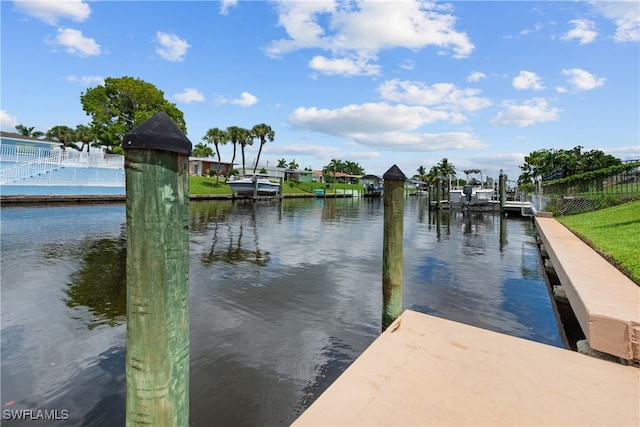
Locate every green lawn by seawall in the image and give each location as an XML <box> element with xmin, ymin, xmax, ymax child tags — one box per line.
<box><xmin>557</xmin><ymin>200</ymin><xmax>640</xmax><ymax>285</ymax></box>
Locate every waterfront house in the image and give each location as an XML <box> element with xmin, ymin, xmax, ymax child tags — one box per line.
<box><xmin>189</xmin><ymin>157</ymin><xmax>235</xmax><ymax>177</ymax></box>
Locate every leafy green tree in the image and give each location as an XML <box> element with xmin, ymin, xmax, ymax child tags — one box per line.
<box><xmin>251</xmin><ymin>123</ymin><xmax>275</xmax><ymax>173</ymax></box>
<box><xmin>202</xmin><ymin>127</ymin><xmax>229</xmax><ymax>182</ymax></box>
<box><xmin>343</xmin><ymin>160</ymin><xmax>364</xmax><ymax>175</ymax></box>
<box><xmin>288</xmin><ymin>159</ymin><xmax>299</xmax><ymax>170</ymax></box>
<box><xmin>74</xmin><ymin>124</ymin><xmax>95</xmax><ymax>153</ymax></box>
<box><xmin>46</xmin><ymin>125</ymin><xmax>77</xmax><ymax>150</ymax></box>
<box><xmin>15</xmin><ymin>124</ymin><xmax>44</xmax><ymax>138</ymax></box>
<box><xmin>80</xmin><ymin>76</ymin><xmax>186</xmax><ymax>153</ymax></box>
<box><xmin>518</xmin><ymin>147</ymin><xmax>620</xmax><ymax>186</ymax></box>
<box><xmin>277</xmin><ymin>158</ymin><xmax>287</xmax><ymax>168</ymax></box>
<box><xmin>414</xmin><ymin>165</ymin><xmax>427</xmax><ymax>181</ymax></box>
<box><xmin>192</xmin><ymin>142</ymin><xmax>214</xmax><ymax>158</ymax></box>
<box><xmin>437</xmin><ymin>158</ymin><xmax>456</xmax><ymax>179</ymax></box>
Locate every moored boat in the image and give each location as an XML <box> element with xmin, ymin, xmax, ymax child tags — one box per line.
<box><xmin>227</xmin><ymin>174</ymin><xmax>281</xmax><ymax>196</ymax></box>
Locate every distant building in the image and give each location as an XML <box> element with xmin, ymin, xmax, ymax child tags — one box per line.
<box><xmin>0</xmin><ymin>131</ymin><xmax>62</xmax><ymax>162</ymax></box>
<box><xmin>189</xmin><ymin>158</ymin><xmax>235</xmax><ymax>177</ymax></box>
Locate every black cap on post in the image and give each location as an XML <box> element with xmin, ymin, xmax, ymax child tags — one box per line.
<box><xmin>383</xmin><ymin>164</ymin><xmax>406</xmax><ymax>182</ymax></box>
<box><xmin>122</xmin><ymin>112</ymin><xmax>192</xmax><ymax>155</ymax></box>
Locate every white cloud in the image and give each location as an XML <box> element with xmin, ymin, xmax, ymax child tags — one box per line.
<box><xmin>1</xmin><ymin>110</ymin><xmax>19</xmax><ymax>131</ymax></box>
<box><xmin>289</xmin><ymin>103</ymin><xmax>450</xmax><ymax>136</ymax></box>
<box><xmin>400</xmin><ymin>59</ymin><xmax>415</xmax><ymax>70</ymax></box>
<box><xmin>467</xmin><ymin>71</ymin><xmax>486</xmax><ymax>83</ymax></box>
<box><xmin>490</xmin><ymin>98</ymin><xmax>561</xmax><ymax>127</ymax></box>
<box><xmin>512</xmin><ymin>71</ymin><xmax>545</xmax><ymax>90</ymax></box>
<box><xmin>264</xmin><ymin>143</ymin><xmax>341</xmax><ymax>158</ymax></box>
<box><xmin>219</xmin><ymin>0</ymin><xmax>238</xmax><ymax>15</ymax></box>
<box><xmin>14</xmin><ymin>0</ymin><xmax>91</xmax><ymax>25</ymax></box>
<box><xmin>155</xmin><ymin>32</ymin><xmax>190</xmax><ymax>62</ymax></box>
<box><xmin>217</xmin><ymin>92</ymin><xmax>258</xmax><ymax>107</ymax></box>
<box><xmin>267</xmin><ymin>0</ymin><xmax>474</xmax><ymax>74</ymax></box>
<box><xmin>352</xmin><ymin>131</ymin><xmax>487</xmax><ymax>152</ymax></box>
<box><xmin>520</xmin><ymin>23</ymin><xmax>543</xmax><ymax>36</ymax></box>
<box><xmin>378</xmin><ymin>79</ymin><xmax>492</xmax><ymax>112</ymax></box>
<box><xmin>309</xmin><ymin>55</ymin><xmax>381</xmax><ymax>76</ymax></box>
<box><xmin>174</xmin><ymin>88</ymin><xmax>205</xmax><ymax>103</ymax></box>
<box><xmin>602</xmin><ymin>145</ymin><xmax>640</xmax><ymax>161</ymax></box>
<box><xmin>48</xmin><ymin>28</ymin><xmax>101</xmax><ymax>57</ymax></box>
<box><xmin>561</xmin><ymin>19</ymin><xmax>598</xmax><ymax>45</ymax></box>
<box><xmin>591</xmin><ymin>1</ymin><xmax>640</xmax><ymax>42</ymax></box>
<box><xmin>66</xmin><ymin>75</ymin><xmax>104</xmax><ymax>86</ymax></box>
<box><xmin>562</xmin><ymin>68</ymin><xmax>606</xmax><ymax>91</ymax></box>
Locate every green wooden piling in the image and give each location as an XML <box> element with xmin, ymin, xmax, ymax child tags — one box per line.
<box><xmin>382</xmin><ymin>165</ymin><xmax>406</xmax><ymax>331</ymax></box>
<box><xmin>499</xmin><ymin>170</ymin><xmax>506</xmax><ymax>215</ymax></box>
<box><xmin>123</xmin><ymin>112</ymin><xmax>191</xmax><ymax>427</ymax></box>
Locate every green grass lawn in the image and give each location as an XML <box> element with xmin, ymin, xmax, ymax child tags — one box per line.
<box><xmin>557</xmin><ymin>200</ymin><xmax>640</xmax><ymax>284</ymax></box>
<box><xmin>189</xmin><ymin>176</ymin><xmax>232</xmax><ymax>195</ymax></box>
<box><xmin>188</xmin><ymin>177</ymin><xmax>337</xmax><ymax>195</ymax></box>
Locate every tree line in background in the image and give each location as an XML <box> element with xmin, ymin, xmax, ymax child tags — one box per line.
<box><xmin>414</xmin><ymin>158</ymin><xmax>457</xmax><ymax>185</ymax></box>
<box><xmin>517</xmin><ymin>146</ymin><xmax>621</xmax><ymax>191</ymax></box>
<box><xmin>11</xmin><ymin>77</ymin><xmax>624</xmax><ymax>186</ymax></box>
<box><xmin>322</xmin><ymin>159</ymin><xmax>365</xmax><ymax>182</ymax></box>
<box><xmin>201</xmin><ymin>124</ymin><xmax>275</xmax><ymax>179</ymax></box>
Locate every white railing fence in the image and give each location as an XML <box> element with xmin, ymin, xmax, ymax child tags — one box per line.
<box><xmin>1</xmin><ymin>146</ymin><xmax>125</xmax><ymax>186</ymax></box>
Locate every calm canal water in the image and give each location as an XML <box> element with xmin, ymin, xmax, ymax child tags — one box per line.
<box><xmin>1</xmin><ymin>197</ymin><xmax>563</xmax><ymax>426</ymax></box>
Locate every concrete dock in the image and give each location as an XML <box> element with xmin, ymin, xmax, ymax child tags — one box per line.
<box><xmin>294</xmin><ymin>216</ymin><xmax>640</xmax><ymax>426</ymax></box>
<box><xmin>294</xmin><ymin>310</ymin><xmax>639</xmax><ymax>426</ymax></box>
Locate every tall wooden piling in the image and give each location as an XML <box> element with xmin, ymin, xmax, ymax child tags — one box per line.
<box><xmin>123</xmin><ymin>112</ymin><xmax>191</xmax><ymax>427</ymax></box>
<box><xmin>435</xmin><ymin>177</ymin><xmax>441</xmax><ymax>210</ymax></box>
<box><xmin>382</xmin><ymin>165</ymin><xmax>406</xmax><ymax>331</ymax></box>
<box><xmin>499</xmin><ymin>170</ymin><xmax>506</xmax><ymax>215</ymax></box>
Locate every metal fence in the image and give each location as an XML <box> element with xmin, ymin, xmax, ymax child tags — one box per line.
<box><xmin>541</xmin><ymin>160</ymin><xmax>640</xmax><ymax>215</ymax></box>
<box><xmin>0</xmin><ymin>147</ymin><xmax>124</xmax><ymax>186</ymax></box>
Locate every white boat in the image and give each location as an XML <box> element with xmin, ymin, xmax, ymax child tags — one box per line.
<box><xmin>227</xmin><ymin>174</ymin><xmax>281</xmax><ymax>196</ymax></box>
<box><xmin>450</xmin><ymin>186</ymin><xmax>495</xmax><ymax>206</ymax></box>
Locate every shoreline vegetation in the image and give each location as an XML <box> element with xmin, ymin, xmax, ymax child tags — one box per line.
<box><xmin>189</xmin><ymin>176</ymin><xmax>639</xmax><ymax>285</ymax></box>
<box><xmin>188</xmin><ymin>176</ymin><xmax>365</xmax><ymax>196</ymax></box>
<box><xmin>557</xmin><ymin>200</ymin><xmax>640</xmax><ymax>286</ymax></box>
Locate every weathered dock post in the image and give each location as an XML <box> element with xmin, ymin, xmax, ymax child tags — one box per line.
<box><xmin>499</xmin><ymin>169</ymin><xmax>506</xmax><ymax>215</ymax></box>
<box><xmin>435</xmin><ymin>177</ymin><xmax>442</xmax><ymax>210</ymax></box>
<box><xmin>123</xmin><ymin>112</ymin><xmax>191</xmax><ymax>427</ymax></box>
<box><xmin>382</xmin><ymin>165</ymin><xmax>406</xmax><ymax>331</ymax></box>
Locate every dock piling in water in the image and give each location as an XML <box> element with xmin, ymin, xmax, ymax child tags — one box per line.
<box><xmin>382</xmin><ymin>165</ymin><xmax>406</xmax><ymax>331</ymax></box>
<box><xmin>123</xmin><ymin>112</ymin><xmax>191</xmax><ymax>426</ymax></box>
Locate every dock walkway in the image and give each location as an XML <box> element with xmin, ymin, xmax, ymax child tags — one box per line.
<box><xmin>294</xmin><ymin>216</ymin><xmax>640</xmax><ymax>426</ymax></box>
<box><xmin>535</xmin><ymin>216</ymin><xmax>640</xmax><ymax>361</ymax></box>
<box><xmin>293</xmin><ymin>310</ymin><xmax>639</xmax><ymax>426</ymax></box>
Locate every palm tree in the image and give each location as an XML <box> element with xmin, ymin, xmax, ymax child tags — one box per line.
<box><xmin>416</xmin><ymin>165</ymin><xmax>427</xmax><ymax>181</ymax></box>
<box><xmin>237</xmin><ymin>127</ymin><xmax>252</xmax><ymax>175</ymax></box>
<box><xmin>46</xmin><ymin>125</ymin><xmax>77</xmax><ymax>151</ymax></box>
<box><xmin>192</xmin><ymin>142</ymin><xmax>214</xmax><ymax>158</ymax></box>
<box><xmin>250</xmin><ymin>123</ymin><xmax>275</xmax><ymax>173</ymax></box>
<box><xmin>203</xmin><ymin>128</ymin><xmax>228</xmax><ymax>182</ymax></box>
<box><xmin>277</xmin><ymin>158</ymin><xmax>287</xmax><ymax>168</ymax></box>
<box><xmin>437</xmin><ymin>158</ymin><xmax>456</xmax><ymax>178</ymax></box>
<box><xmin>226</xmin><ymin>126</ymin><xmax>242</xmax><ymax>177</ymax></box>
<box><xmin>74</xmin><ymin>124</ymin><xmax>94</xmax><ymax>153</ymax></box>
<box><xmin>15</xmin><ymin>124</ymin><xmax>44</xmax><ymax>138</ymax></box>
<box><xmin>288</xmin><ymin>159</ymin><xmax>299</xmax><ymax>170</ymax></box>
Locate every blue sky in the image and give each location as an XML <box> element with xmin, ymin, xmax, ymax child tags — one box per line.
<box><xmin>2</xmin><ymin>0</ymin><xmax>639</xmax><ymax>179</ymax></box>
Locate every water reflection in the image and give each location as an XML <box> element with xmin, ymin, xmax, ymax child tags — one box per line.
<box><xmin>64</xmin><ymin>228</ymin><xmax>127</xmax><ymax>329</ymax></box>
<box><xmin>201</xmin><ymin>203</ymin><xmax>271</xmax><ymax>267</ymax></box>
<box><xmin>1</xmin><ymin>199</ymin><xmax>561</xmax><ymax>426</ymax></box>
